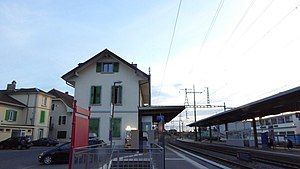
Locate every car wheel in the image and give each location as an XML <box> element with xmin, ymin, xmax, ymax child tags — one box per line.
<box><xmin>43</xmin><ymin>156</ymin><xmax>52</xmax><ymax>165</ymax></box>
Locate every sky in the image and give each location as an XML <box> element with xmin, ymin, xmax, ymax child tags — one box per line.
<box><xmin>1</xmin><ymin>0</ymin><xmax>300</xmax><ymax>130</ymax></box>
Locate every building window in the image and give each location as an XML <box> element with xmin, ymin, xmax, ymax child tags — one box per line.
<box><xmin>111</xmin><ymin>86</ymin><xmax>122</xmax><ymax>105</ymax></box>
<box><xmin>89</xmin><ymin>118</ymin><xmax>100</xmax><ymax>137</ymax></box>
<box><xmin>287</xmin><ymin>131</ymin><xmax>295</xmax><ymax>135</ymax></box>
<box><xmin>5</xmin><ymin>110</ymin><xmax>17</xmax><ymax>122</ymax></box>
<box><xmin>40</xmin><ymin>111</ymin><xmax>45</xmax><ymax>123</ymax></box>
<box><xmin>96</xmin><ymin>62</ymin><xmax>119</xmax><ymax>73</ymax></box>
<box><xmin>0</xmin><ymin>128</ymin><xmax>3</xmax><ymax>132</ymax></box>
<box><xmin>51</xmin><ymin>104</ymin><xmax>55</xmax><ymax>110</ymax></box>
<box><xmin>112</xmin><ymin>118</ymin><xmax>121</xmax><ymax>138</ymax></box>
<box><xmin>42</xmin><ymin>96</ymin><xmax>47</xmax><ymax>106</ymax></box>
<box><xmin>271</xmin><ymin>118</ymin><xmax>277</xmax><ymax>125</ymax></box>
<box><xmin>277</xmin><ymin>116</ymin><xmax>285</xmax><ymax>124</ymax></box>
<box><xmin>90</xmin><ymin>86</ymin><xmax>101</xmax><ymax>104</ymax></box>
<box><xmin>58</xmin><ymin>116</ymin><xmax>66</xmax><ymax>125</ymax></box>
<box><xmin>57</xmin><ymin>131</ymin><xmax>67</xmax><ymax>139</ymax></box>
<box><xmin>285</xmin><ymin>115</ymin><xmax>293</xmax><ymax>123</ymax></box>
<box><xmin>265</xmin><ymin>119</ymin><xmax>271</xmax><ymax>125</ymax></box>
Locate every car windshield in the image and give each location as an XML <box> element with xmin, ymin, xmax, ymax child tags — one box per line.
<box><xmin>59</xmin><ymin>143</ymin><xmax>71</xmax><ymax>150</ymax></box>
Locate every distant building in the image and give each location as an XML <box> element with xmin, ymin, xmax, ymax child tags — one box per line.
<box><xmin>0</xmin><ymin>81</ymin><xmax>54</xmax><ymax>141</ymax></box>
<box><xmin>48</xmin><ymin>89</ymin><xmax>74</xmax><ymax>142</ymax></box>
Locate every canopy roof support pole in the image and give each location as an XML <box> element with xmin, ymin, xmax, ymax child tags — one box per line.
<box><xmin>209</xmin><ymin>126</ymin><xmax>212</xmax><ymax>143</ymax></box>
<box><xmin>198</xmin><ymin>127</ymin><xmax>202</xmax><ymax>141</ymax></box>
<box><xmin>225</xmin><ymin>123</ymin><xmax>228</xmax><ymax>140</ymax></box>
<box><xmin>252</xmin><ymin>118</ymin><xmax>258</xmax><ymax>148</ymax></box>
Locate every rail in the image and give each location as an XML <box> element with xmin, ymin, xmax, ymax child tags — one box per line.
<box><xmin>170</xmin><ymin>139</ymin><xmax>300</xmax><ymax>169</ymax></box>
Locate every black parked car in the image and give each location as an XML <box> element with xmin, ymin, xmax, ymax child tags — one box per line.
<box><xmin>0</xmin><ymin>136</ymin><xmax>32</xmax><ymax>150</ymax></box>
<box><xmin>38</xmin><ymin>142</ymin><xmax>70</xmax><ymax>165</ymax></box>
<box><xmin>32</xmin><ymin>138</ymin><xmax>59</xmax><ymax>146</ymax></box>
<box><xmin>38</xmin><ymin>140</ymin><xmax>106</xmax><ymax>164</ymax></box>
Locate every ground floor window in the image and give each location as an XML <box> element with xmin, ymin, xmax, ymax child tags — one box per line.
<box><xmin>112</xmin><ymin>118</ymin><xmax>121</xmax><ymax>138</ymax></box>
<box><xmin>89</xmin><ymin>118</ymin><xmax>100</xmax><ymax>137</ymax></box>
<box><xmin>57</xmin><ymin>131</ymin><xmax>67</xmax><ymax>139</ymax></box>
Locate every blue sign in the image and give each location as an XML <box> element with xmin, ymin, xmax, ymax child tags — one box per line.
<box><xmin>156</xmin><ymin>115</ymin><xmax>164</xmax><ymax>122</ymax></box>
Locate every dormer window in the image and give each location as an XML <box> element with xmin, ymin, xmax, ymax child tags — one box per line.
<box><xmin>96</xmin><ymin>62</ymin><xmax>119</xmax><ymax>73</ymax></box>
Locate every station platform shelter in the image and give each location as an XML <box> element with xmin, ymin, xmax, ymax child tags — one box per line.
<box><xmin>187</xmin><ymin>86</ymin><xmax>300</xmax><ymax>148</ymax></box>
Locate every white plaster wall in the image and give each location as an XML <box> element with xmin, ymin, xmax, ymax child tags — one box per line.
<box><xmin>74</xmin><ymin>58</ymin><xmax>146</xmax><ymax>111</ymax></box>
<box><xmin>91</xmin><ymin>111</ymin><xmax>138</xmax><ymax>144</ymax></box>
<box><xmin>49</xmin><ymin>100</ymin><xmax>72</xmax><ymax>141</ymax></box>
<box><xmin>72</xmin><ymin>56</ymin><xmax>147</xmax><ymax>145</ymax></box>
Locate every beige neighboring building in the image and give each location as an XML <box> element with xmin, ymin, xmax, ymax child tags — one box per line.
<box><xmin>0</xmin><ymin>81</ymin><xmax>54</xmax><ymax>141</ymax></box>
<box><xmin>48</xmin><ymin>89</ymin><xmax>73</xmax><ymax>142</ymax></box>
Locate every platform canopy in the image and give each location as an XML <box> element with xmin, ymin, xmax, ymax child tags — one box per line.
<box><xmin>188</xmin><ymin>86</ymin><xmax>300</xmax><ymax>127</ymax></box>
<box><xmin>139</xmin><ymin>106</ymin><xmax>185</xmax><ymax>123</ymax></box>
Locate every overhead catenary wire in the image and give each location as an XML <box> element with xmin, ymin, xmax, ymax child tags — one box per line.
<box><xmin>189</xmin><ymin>0</ymin><xmax>225</xmax><ymax>75</ymax></box>
<box><xmin>156</xmin><ymin>0</ymin><xmax>182</xmax><ymax>102</ymax></box>
<box><xmin>215</xmin><ymin>0</ymin><xmax>256</xmax><ymax>57</ymax></box>
<box><xmin>242</xmin><ymin>3</ymin><xmax>300</xmax><ymax>56</ymax></box>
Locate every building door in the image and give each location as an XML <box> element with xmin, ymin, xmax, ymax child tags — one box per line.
<box><xmin>38</xmin><ymin>129</ymin><xmax>44</xmax><ymax>139</ymax></box>
<box><xmin>11</xmin><ymin>130</ymin><xmax>21</xmax><ymax>137</ymax></box>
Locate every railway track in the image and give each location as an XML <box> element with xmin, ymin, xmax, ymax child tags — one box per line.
<box><xmin>168</xmin><ymin>143</ymin><xmax>252</xmax><ymax>169</ymax></box>
<box><xmin>169</xmin><ymin>140</ymin><xmax>300</xmax><ymax>169</ymax></box>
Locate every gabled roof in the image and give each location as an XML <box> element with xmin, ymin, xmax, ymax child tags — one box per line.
<box><xmin>0</xmin><ymin>92</ymin><xmax>27</xmax><ymax>108</ymax></box>
<box><xmin>0</xmin><ymin>88</ymin><xmax>54</xmax><ymax>97</ymax></box>
<box><xmin>62</xmin><ymin>49</ymin><xmax>150</xmax><ymax>87</ymax></box>
<box><xmin>48</xmin><ymin>89</ymin><xmax>74</xmax><ymax>108</ymax></box>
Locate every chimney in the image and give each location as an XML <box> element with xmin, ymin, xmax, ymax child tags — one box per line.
<box><xmin>132</xmin><ymin>63</ymin><xmax>137</xmax><ymax>68</ymax></box>
<box><xmin>7</xmin><ymin>81</ymin><xmax>16</xmax><ymax>91</ymax></box>
<box><xmin>65</xmin><ymin>91</ymin><xmax>69</xmax><ymax>95</ymax></box>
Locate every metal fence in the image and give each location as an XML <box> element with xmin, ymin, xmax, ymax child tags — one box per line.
<box><xmin>72</xmin><ymin>143</ymin><xmax>164</xmax><ymax>169</ymax></box>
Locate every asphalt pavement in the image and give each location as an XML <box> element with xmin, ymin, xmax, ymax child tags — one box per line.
<box><xmin>0</xmin><ymin>146</ymin><xmax>67</xmax><ymax>169</ymax></box>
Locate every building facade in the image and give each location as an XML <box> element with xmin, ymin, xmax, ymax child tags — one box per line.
<box><xmin>62</xmin><ymin>49</ymin><xmax>150</xmax><ymax>145</ymax></box>
<box><xmin>0</xmin><ymin>81</ymin><xmax>53</xmax><ymax>141</ymax></box>
<box><xmin>48</xmin><ymin>89</ymin><xmax>73</xmax><ymax>142</ymax></box>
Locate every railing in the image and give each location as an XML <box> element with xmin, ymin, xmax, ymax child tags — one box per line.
<box><xmin>72</xmin><ymin>143</ymin><xmax>164</xmax><ymax>169</ymax></box>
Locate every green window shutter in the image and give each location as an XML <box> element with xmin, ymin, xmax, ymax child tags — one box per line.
<box><xmin>89</xmin><ymin>118</ymin><xmax>100</xmax><ymax>136</ymax></box>
<box><xmin>13</xmin><ymin>111</ymin><xmax>17</xmax><ymax>121</ymax></box>
<box><xmin>112</xmin><ymin>118</ymin><xmax>121</xmax><ymax>138</ymax></box>
<box><xmin>95</xmin><ymin>86</ymin><xmax>101</xmax><ymax>104</ymax></box>
<box><xmin>90</xmin><ymin>86</ymin><xmax>95</xmax><ymax>104</ymax></box>
<box><xmin>96</xmin><ymin>62</ymin><xmax>102</xmax><ymax>72</ymax></box>
<box><xmin>40</xmin><ymin>111</ymin><xmax>45</xmax><ymax>123</ymax></box>
<box><xmin>113</xmin><ymin>62</ymin><xmax>119</xmax><ymax>72</ymax></box>
<box><xmin>5</xmin><ymin>110</ymin><xmax>9</xmax><ymax>121</ymax></box>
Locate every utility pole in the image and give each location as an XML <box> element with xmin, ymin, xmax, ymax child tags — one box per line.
<box><xmin>206</xmin><ymin>87</ymin><xmax>210</xmax><ymax>105</ymax></box>
<box><xmin>185</xmin><ymin>85</ymin><xmax>202</xmax><ymax>141</ymax></box>
<box><xmin>180</xmin><ymin>88</ymin><xmax>192</xmax><ymax>119</ymax></box>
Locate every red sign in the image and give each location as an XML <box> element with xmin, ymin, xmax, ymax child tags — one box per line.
<box><xmin>68</xmin><ymin>100</ymin><xmax>90</xmax><ymax>169</ymax></box>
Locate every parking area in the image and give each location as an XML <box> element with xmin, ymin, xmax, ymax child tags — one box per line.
<box><xmin>0</xmin><ymin>146</ymin><xmax>67</xmax><ymax>169</ymax></box>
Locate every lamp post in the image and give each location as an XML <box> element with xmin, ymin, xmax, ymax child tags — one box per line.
<box><xmin>110</xmin><ymin>81</ymin><xmax>122</xmax><ymax>147</ymax></box>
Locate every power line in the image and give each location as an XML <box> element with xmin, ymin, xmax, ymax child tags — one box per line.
<box><xmin>156</xmin><ymin>0</ymin><xmax>182</xmax><ymax>101</ymax></box>
<box><xmin>216</xmin><ymin>0</ymin><xmax>256</xmax><ymax>57</ymax></box>
<box><xmin>242</xmin><ymin>3</ymin><xmax>300</xmax><ymax>56</ymax></box>
<box><xmin>237</xmin><ymin>0</ymin><xmax>275</xmax><ymax>43</ymax></box>
<box><xmin>189</xmin><ymin>0</ymin><xmax>224</xmax><ymax>74</ymax></box>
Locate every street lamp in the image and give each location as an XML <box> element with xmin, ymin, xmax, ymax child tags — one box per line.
<box><xmin>110</xmin><ymin>81</ymin><xmax>122</xmax><ymax>147</ymax></box>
